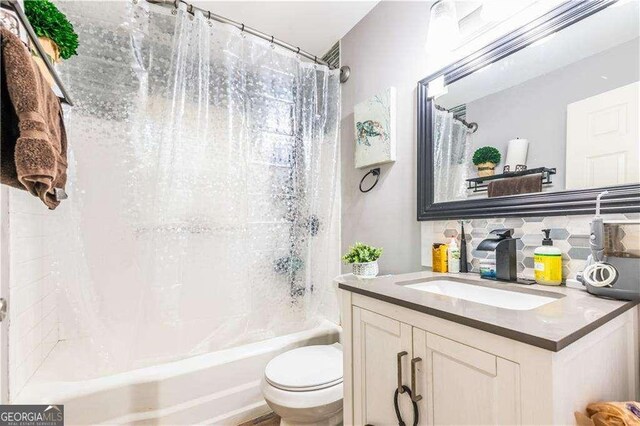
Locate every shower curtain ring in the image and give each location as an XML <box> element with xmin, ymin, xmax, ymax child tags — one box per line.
<box><xmin>296</xmin><ymin>47</ymin><xmax>301</xmax><ymax>55</ymax></box>
<box><xmin>188</xmin><ymin>3</ymin><xmax>193</xmax><ymax>14</ymax></box>
<box><xmin>270</xmin><ymin>35</ymin><xmax>274</xmax><ymax>44</ymax></box>
<box><xmin>240</xmin><ymin>23</ymin><xmax>245</xmax><ymax>32</ymax></box>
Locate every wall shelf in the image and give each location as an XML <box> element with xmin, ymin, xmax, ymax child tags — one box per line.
<box><xmin>466</xmin><ymin>167</ymin><xmax>556</xmax><ymax>193</ymax></box>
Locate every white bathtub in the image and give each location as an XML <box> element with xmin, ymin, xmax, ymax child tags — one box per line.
<box><xmin>16</xmin><ymin>321</ymin><xmax>341</xmax><ymax>425</ymax></box>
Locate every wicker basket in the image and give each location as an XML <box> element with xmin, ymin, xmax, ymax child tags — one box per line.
<box><xmin>477</xmin><ymin>162</ymin><xmax>496</xmax><ymax>177</ymax></box>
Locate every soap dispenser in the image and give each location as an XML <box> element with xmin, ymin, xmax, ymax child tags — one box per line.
<box><xmin>448</xmin><ymin>237</ymin><xmax>460</xmax><ymax>273</ymax></box>
<box><xmin>534</xmin><ymin>229</ymin><xmax>562</xmax><ymax>285</ymax></box>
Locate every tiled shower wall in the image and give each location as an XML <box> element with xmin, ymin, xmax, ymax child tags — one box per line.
<box><xmin>421</xmin><ymin>213</ymin><xmax>640</xmax><ymax>280</ymax></box>
<box><xmin>6</xmin><ymin>188</ymin><xmax>62</xmax><ymax>398</ymax></box>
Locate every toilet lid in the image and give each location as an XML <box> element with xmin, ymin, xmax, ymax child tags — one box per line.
<box><xmin>265</xmin><ymin>345</ymin><xmax>343</xmax><ymax>391</ymax></box>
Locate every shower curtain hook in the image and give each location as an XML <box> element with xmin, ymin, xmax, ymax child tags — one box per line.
<box><xmin>188</xmin><ymin>3</ymin><xmax>193</xmax><ymax>14</ymax></box>
<box><xmin>240</xmin><ymin>23</ymin><xmax>245</xmax><ymax>32</ymax></box>
<box><xmin>296</xmin><ymin>47</ymin><xmax>301</xmax><ymax>55</ymax></box>
<box><xmin>172</xmin><ymin>0</ymin><xmax>178</xmax><ymax>14</ymax></box>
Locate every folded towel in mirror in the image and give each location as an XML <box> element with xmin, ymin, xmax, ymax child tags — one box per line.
<box><xmin>487</xmin><ymin>173</ymin><xmax>542</xmax><ymax>198</ymax></box>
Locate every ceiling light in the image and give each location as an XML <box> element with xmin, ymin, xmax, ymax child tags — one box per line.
<box><xmin>425</xmin><ymin>0</ymin><xmax>461</xmax><ymax>59</ymax></box>
<box><xmin>481</xmin><ymin>0</ymin><xmax>519</xmax><ymax>22</ymax></box>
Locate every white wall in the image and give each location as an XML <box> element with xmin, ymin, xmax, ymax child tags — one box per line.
<box><xmin>340</xmin><ymin>1</ymin><xmax>431</xmax><ymax>274</ymax></box>
<box><xmin>6</xmin><ymin>188</ymin><xmax>60</xmax><ymax>398</ymax></box>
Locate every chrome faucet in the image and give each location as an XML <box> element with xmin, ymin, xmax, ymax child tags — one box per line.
<box><xmin>477</xmin><ymin>229</ymin><xmax>517</xmax><ymax>282</ymax></box>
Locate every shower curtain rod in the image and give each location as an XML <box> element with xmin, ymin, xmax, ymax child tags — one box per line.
<box><xmin>145</xmin><ymin>0</ymin><xmax>335</xmax><ymax>70</ymax></box>
<box><xmin>434</xmin><ymin>104</ymin><xmax>478</xmax><ymax>133</ymax></box>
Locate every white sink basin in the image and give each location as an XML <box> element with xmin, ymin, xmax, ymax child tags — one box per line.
<box><xmin>403</xmin><ymin>279</ymin><xmax>558</xmax><ymax>310</ymax></box>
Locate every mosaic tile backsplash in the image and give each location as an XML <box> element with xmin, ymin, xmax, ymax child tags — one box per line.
<box><xmin>425</xmin><ymin>213</ymin><xmax>640</xmax><ymax>281</ymax></box>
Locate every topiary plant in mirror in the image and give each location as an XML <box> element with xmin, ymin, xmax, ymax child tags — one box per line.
<box><xmin>473</xmin><ymin>146</ymin><xmax>501</xmax><ymax>177</ymax></box>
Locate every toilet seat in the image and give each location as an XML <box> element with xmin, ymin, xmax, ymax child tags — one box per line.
<box><xmin>261</xmin><ymin>344</ymin><xmax>344</xmax><ymax>425</ymax></box>
<box><xmin>265</xmin><ymin>344</ymin><xmax>343</xmax><ymax>392</ymax></box>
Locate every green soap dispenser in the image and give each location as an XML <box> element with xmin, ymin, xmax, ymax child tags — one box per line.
<box><xmin>534</xmin><ymin>229</ymin><xmax>562</xmax><ymax>285</ymax></box>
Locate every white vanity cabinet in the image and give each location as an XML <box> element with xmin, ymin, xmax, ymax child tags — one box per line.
<box><xmin>341</xmin><ymin>290</ymin><xmax>639</xmax><ymax>426</ymax></box>
<box><xmin>352</xmin><ymin>307</ymin><xmax>412</xmax><ymax>425</ymax></box>
<box><xmin>413</xmin><ymin>330</ymin><xmax>520</xmax><ymax>426</ymax></box>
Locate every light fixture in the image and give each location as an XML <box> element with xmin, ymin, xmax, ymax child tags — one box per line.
<box><xmin>481</xmin><ymin>0</ymin><xmax>520</xmax><ymax>22</ymax></box>
<box><xmin>425</xmin><ymin>0</ymin><xmax>461</xmax><ymax>60</ymax></box>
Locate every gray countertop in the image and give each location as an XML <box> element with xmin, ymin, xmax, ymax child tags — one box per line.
<box><xmin>337</xmin><ymin>271</ymin><xmax>638</xmax><ymax>352</ymax></box>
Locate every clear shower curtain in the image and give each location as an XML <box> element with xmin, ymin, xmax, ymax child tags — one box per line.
<box><xmin>433</xmin><ymin>107</ymin><xmax>472</xmax><ymax>203</ymax></box>
<box><xmin>54</xmin><ymin>2</ymin><xmax>340</xmax><ymax>373</ymax></box>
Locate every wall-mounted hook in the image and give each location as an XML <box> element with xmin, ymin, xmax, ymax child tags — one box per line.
<box><xmin>340</xmin><ymin>65</ymin><xmax>351</xmax><ymax>83</ymax></box>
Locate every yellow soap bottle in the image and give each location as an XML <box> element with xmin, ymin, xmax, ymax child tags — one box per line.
<box><xmin>534</xmin><ymin>229</ymin><xmax>563</xmax><ymax>285</ymax></box>
<box><xmin>432</xmin><ymin>243</ymin><xmax>448</xmax><ymax>273</ymax></box>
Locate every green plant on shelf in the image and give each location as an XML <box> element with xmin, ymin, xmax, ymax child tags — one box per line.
<box><xmin>472</xmin><ymin>146</ymin><xmax>501</xmax><ymax>165</ymax></box>
<box><xmin>342</xmin><ymin>242</ymin><xmax>383</xmax><ymax>264</ymax></box>
<box><xmin>25</xmin><ymin>0</ymin><xmax>79</xmax><ymax>60</ymax></box>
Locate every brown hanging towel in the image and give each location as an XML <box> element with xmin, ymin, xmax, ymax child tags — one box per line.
<box><xmin>1</xmin><ymin>27</ymin><xmax>68</xmax><ymax>209</ymax></box>
<box><xmin>487</xmin><ymin>173</ymin><xmax>543</xmax><ymax>198</ymax></box>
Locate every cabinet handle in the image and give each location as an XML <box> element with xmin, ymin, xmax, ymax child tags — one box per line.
<box><xmin>397</xmin><ymin>351</ymin><xmax>408</xmax><ymax>393</ymax></box>
<box><xmin>411</xmin><ymin>357</ymin><xmax>423</xmax><ymax>402</ymax></box>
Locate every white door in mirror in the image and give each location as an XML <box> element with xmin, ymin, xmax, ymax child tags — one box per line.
<box><xmin>566</xmin><ymin>81</ymin><xmax>639</xmax><ymax>189</ymax></box>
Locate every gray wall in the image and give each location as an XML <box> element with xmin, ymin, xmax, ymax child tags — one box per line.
<box><xmin>467</xmin><ymin>38</ymin><xmax>639</xmax><ymax>191</ymax></box>
<box><xmin>340</xmin><ymin>1</ymin><xmax>431</xmax><ymax>274</ymax></box>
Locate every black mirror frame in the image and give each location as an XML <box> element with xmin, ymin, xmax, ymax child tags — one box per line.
<box><xmin>417</xmin><ymin>0</ymin><xmax>640</xmax><ymax>221</ymax></box>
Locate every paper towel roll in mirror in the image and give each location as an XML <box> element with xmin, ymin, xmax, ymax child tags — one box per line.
<box><xmin>504</xmin><ymin>138</ymin><xmax>529</xmax><ymax>171</ymax></box>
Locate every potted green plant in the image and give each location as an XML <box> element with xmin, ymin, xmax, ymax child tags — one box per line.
<box><xmin>342</xmin><ymin>242</ymin><xmax>383</xmax><ymax>278</ymax></box>
<box><xmin>24</xmin><ymin>0</ymin><xmax>79</xmax><ymax>86</ymax></box>
<box><xmin>472</xmin><ymin>146</ymin><xmax>501</xmax><ymax>177</ymax></box>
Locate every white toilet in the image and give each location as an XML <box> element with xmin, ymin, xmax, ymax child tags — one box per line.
<box><xmin>261</xmin><ymin>343</ymin><xmax>343</xmax><ymax>425</ymax></box>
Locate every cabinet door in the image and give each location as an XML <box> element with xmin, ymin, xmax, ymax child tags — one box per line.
<box><xmin>352</xmin><ymin>307</ymin><xmax>413</xmax><ymax>426</ymax></box>
<box><xmin>413</xmin><ymin>329</ymin><xmax>521</xmax><ymax>425</ymax></box>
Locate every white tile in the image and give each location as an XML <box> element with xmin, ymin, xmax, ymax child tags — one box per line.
<box><xmin>11</xmin><ymin>281</ymin><xmax>43</xmax><ymax>317</ymax></box>
<box><xmin>7</xmin><ymin>200</ymin><xmax>63</xmax><ymax>397</ymax></box>
<box><xmin>10</xmin><ymin>235</ymin><xmax>55</xmax><ymax>265</ymax></box>
<box><xmin>10</xmin><ymin>257</ymin><xmax>50</xmax><ymax>289</ymax></box>
<box><xmin>542</xmin><ymin>216</ymin><xmax>569</xmax><ymax>229</ymax></box>
<box><xmin>567</xmin><ymin>217</ymin><xmax>591</xmax><ymax>236</ymax></box>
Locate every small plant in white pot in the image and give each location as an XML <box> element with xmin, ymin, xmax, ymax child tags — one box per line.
<box><xmin>342</xmin><ymin>242</ymin><xmax>383</xmax><ymax>278</ymax></box>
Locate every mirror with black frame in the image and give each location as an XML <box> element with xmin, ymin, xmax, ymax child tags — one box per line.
<box><xmin>417</xmin><ymin>0</ymin><xmax>640</xmax><ymax>220</ymax></box>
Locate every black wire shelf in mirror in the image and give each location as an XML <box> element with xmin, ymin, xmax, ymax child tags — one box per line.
<box><xmin>466</xmin><ymin>167</ymin><xmax>556</xmax><ymax>193</ymax></box>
